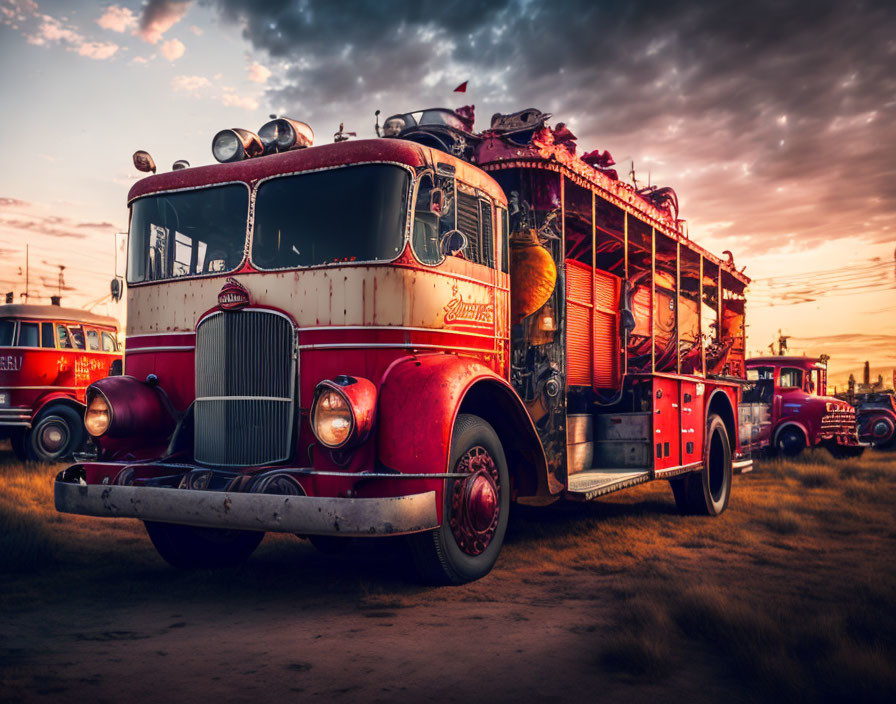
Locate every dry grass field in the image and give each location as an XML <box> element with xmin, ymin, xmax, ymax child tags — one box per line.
<box><xmin>1</xmin><ymin>443</ymin><xmax>895</xmax><ymax>703</ymax></box>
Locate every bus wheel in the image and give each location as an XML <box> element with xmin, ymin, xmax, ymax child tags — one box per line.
<box><xmin>776</xmin><ymin>426</ymin><xmax>806</xmax><ymax>456</ymax></box>
<box><xmin>670</xmin><ymin>413</ymin><xmax>732</xmax><ymax>516</ymax></box>
<box><xmin>408</xmin><ymin>413</ymin><xmax>509</xmax><ymax>585</ymax></box>
<box><xmin>25</xmin><ymin>405</ymin><xmax>85</xmax><ymax>462</ymax></box>
<box><xmin>144</xmin><ymin>522</ymin><xmax>264</xmax><ymax>569</ymax></box>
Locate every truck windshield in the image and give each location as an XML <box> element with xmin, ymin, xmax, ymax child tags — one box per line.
<box><xmin>252</xmin><ymin>164</ymin><xmax>409</xmax><ymax>269</ymax></box>
<box><xmin>127</xmin><ymin>184</ymin><xmax>249</xmax><ymax>283</ymax></box>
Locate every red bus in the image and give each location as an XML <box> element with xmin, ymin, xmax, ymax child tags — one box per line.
<box><xmin>0</xmin><ymin>304</ymin><xmax>122</xmax><ymax>461</ymax></box>
<box><xmin>55</xmin><ymin>109</ymin><xmax>752</xmax><ymax>583</ymax></box>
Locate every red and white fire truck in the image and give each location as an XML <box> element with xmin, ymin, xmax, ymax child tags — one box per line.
<box><xmin>742</xmin><ymin>356</ymin><xmax>863</xmax><ymax>457</ymax></box>
<box><xmin>0</xmin><ymin>304</ymin><xmax>122</xmax><ymax>461</ymax></box>
<box><xmin>55</xmin><ymin>108</ymin><xmax>753</xmax><ymax>583</ymax></box>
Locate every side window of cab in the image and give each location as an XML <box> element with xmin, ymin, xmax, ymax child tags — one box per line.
<box><xmin>101</xmin><ymin>330</ymin><xmax>118</xmax><ymax>352</ymax></box>
<box><xmin>412</xmin><ymin>173</ymin><xmax>441</xmax><ymax>265</ymax></box>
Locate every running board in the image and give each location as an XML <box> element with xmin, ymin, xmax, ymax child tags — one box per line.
<box><xmin>566</xmin><ymin>469</ymin><xmax>650</xmax><ymax>501</ymax></box>
<box><xmin>733</xmin><ymin>458</ymin><xmax>753</xmax><ymax>474</ymax></box>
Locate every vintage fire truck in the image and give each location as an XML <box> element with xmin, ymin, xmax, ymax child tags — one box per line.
<box><xmin>743</xmin><ymin>356</ymin><xmax>863</xmax><ymax>457</ymax></box>
<box><xmin>55</xmin><ymin>107</ymin><xmax>753</xmax><ymax>583</ymax></box>
<box><xmin>0</xmin><ymin>304</ymin><xmax>122</xmax><ymax>461</ymax></box>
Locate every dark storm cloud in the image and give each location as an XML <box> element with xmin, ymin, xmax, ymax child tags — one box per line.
<box><xmin>207</xmin><ymin>0</ymin><xmax>895</xmax><ymax>255</ymax></box>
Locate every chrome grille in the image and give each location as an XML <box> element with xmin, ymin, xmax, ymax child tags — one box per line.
<box><xmin>194</xmin><ymin>310</ymin><xmax>296</xmax><ymax>466</ymax></box>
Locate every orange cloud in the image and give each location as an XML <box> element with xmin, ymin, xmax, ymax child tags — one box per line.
<box><xmin>138</xmin><ymin>0</ymin><xmax>192</xmax><ymax>44</ymax></box>
<box><xmin>160</xmin><ymin>37</ymin><xmax>185</xmax><ymax>61</ymax></box>
<box><xmin>97</xmin><ymin>5</ymin><xmax>137</xmax><ymax>33</ymax></box>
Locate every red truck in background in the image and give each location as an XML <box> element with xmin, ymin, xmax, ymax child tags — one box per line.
<box><xmin>0</xmin><ymin>304</ymin><xmax>122</xmax><ymax>462</ymax></box>
<box><xmin>844</xmin><ymin>392</ymin><xmax>896</xmax><ymax>449</ymax></box>
<box><xmin>742</xmin><ymin>356</ymin><xmax>863</xmax><ymax>458</ymax></box>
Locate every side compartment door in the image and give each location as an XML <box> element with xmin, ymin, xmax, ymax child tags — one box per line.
<box><xmin>653</xmin><ymin>377</ymin><xmax>681</xmax><ymax>472</ymax></box>
<box><xmin>680</xmin><ymin>380</ymin><xmax>706</xmax><ymax>466</ymax></box>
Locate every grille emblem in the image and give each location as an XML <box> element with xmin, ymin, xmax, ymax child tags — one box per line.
<box><xmin>218</xmin><ymin>277</ymin><xmax>250</xmax><ymax>311</ymax></box>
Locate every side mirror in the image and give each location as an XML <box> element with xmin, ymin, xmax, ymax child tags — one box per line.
<box><xmin>110</xmin><ymin>277</ymin><xmax>123</xmax><ymax>302</ymax></box>
<box><xmin>429</xmin><ymin>187</ymin><xmax>445</xmax><ymax>215</ymax></box>
<box><xmin>439</xmin><ymin>229</ymin><xmax>468</xmax><ymax>257</ymax></box>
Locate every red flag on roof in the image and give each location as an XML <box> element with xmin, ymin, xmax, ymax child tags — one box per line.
<box><xmin>453</xmin><ymin>81</ymin><xmax>468</xmax><ymax>93</ymax></box>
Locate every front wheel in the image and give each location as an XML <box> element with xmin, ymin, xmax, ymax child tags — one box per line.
<box><xmin>775</xmin><ymin>426</ymin><xmax>807</xmax><ymax>457</ymax></box>
<box><xmin>25</xmin><ymin>405</ymin><xmax>85</xmax><ymax>462</ymax></box>
<box><xmin>144</xmin><ymin>522</ymin><xmax>264</xmax><ymax>569</ymax></box>
<box><xmin>670</xmin><ymin>413</ymin><xmax>732</xmax><ymax>516</ymax></box>
<box><xmin>408</xmin><ymin>413</ymin><xmax>510</xmax><ymax>585</ymax></box>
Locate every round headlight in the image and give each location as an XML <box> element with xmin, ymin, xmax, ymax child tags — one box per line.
<box><xmin>312</xmin><ymin>388</ymin><xmax>353</xmax><ymax>448</ymax></box>
<box><xmin>84</xmin><ymin>393</ymin><xmax>111</xmax><ymax>437</ymax></box>
<box><xmin>211</xmin><ymin>128</ymin><xmax>264</xmax><ymax>163</ymax></box>
<box><xmin>258</xmin><ymin>117</ymin><xmax>314</xmax><ymax>153</ymax></box>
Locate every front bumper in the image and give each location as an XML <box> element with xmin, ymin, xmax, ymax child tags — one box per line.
<box><xmin>54</xmin><ymin>476</ymin><xmax>439</xmax><ymax>537</ymax></box>
<box><xmin>0</xmin><ymin>408</ymin><xmax>32</xmax><ymax>427</ymax></box>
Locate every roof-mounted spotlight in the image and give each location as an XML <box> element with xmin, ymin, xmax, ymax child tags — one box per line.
<box><xmin>212</xmin><ymin>128</ymin><xmax>264</xmax><ymax>163</ymax></box>
<box><xmin>172</xmin><ymin>159</ymin><xmax>190</xmax><ymax>171</ymax></box>
<box><xmin>133</xmin><ymin>150</ymin><xmax>156</xmax><ymax>174</ymax></box>
<box><xmin>258</xmin><ymin>117</ymin><xmax>314</xmax><ymax>153</ymax></box>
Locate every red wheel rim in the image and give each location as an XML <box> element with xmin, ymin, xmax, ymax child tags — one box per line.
<box><xmin>449</xmin><ymin>445</ymin><xmax>500</xmax><ymax>556</ymax></box>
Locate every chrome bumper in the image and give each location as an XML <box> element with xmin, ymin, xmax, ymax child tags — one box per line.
<box><xmin>54</xmin><ymin>480</ymin><xmax>439</xmax><ymax>537</ymax></box>
<box><xmin>0</xmin><ymin>408</ymin><xmax>31</xmax><ymax>427</ymax></box>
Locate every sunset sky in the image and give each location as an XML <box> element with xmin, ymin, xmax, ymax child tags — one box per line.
<box><xmin>1</xmin><ymin>0</ymin><xmax>893</xmax><ymax>387</ymax></box>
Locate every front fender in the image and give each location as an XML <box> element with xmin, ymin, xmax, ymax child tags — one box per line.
<box><xmin>32</xmin><ymin>392</ymin><xmax>85</xmax><ymax>419</ymax></box>
<box><xmin>377</xmin><ymin>354</ymin><xmax>551</xmax><ymax>499</ymax></box>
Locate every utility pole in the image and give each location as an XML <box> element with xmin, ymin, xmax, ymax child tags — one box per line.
<box><xmin>24</xmin><ymin>244</ymin><xmax>29</xmax><ymax>302</ymax></box>
<box><xmin>57</xmin><ymin>265</ymin><xmax>65</xmax><ymax>298</ymax></box>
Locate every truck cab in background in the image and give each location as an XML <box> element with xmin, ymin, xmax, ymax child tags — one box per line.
<box><xmin>743</xmin><ymin>356</ymin><xmax>862</xmax><ymax>457</ymax></box>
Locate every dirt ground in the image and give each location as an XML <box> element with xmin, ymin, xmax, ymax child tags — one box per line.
<box><xmin>2</xmin><ymin>446</ymin><xmax>895</xmax><ymax>704</ymax></box>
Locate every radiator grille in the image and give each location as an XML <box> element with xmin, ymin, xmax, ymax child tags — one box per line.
<box><xmin>194</xmin><ymin>310</ymin><xmax>296</xmax><ymax>466</ymax></box>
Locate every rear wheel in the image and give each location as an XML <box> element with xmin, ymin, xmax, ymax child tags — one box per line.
<box><xmin>25</xmin><ymin>405</ymin><xmax>85</xmax><ymax>462</ymax></box>
<box><xmin>671</xmin><ymin>413</ymin><xmax>732</xmax><ymax>516</ymax></box>
<box><xmin>408</xmin><ymin>413</ymin><xmax>509</xmax><ymax>585</ymax></box>
<box><xmin>144</xmin><ymin>522</ymin><xmax>264</xmax><ymax>569</ymax></box>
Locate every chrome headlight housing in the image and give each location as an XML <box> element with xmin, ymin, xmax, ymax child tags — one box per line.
<box><xmin>84</xmin><ymin>391</ymin><xmax>111</xmax><ymax>437</ymax></box>
<box><xmin>258</xmin><ymin>117</ymin><xmax>314</xmax><ymax>153</ymax></box>
<box><xmin>311</xmin><ymin>376</ymin><xmax>376</xmax><ymax>450</ymax></box>
<box><xmin>212</xmin><ymin>128</ymin><xmax>264</xmax><ymax>163</ymax></box>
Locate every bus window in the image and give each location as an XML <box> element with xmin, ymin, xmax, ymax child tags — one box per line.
<box><xmin>779</xmin><ymin>368</ymin><xmax>803</xmax><ymax>388</ymax></box>
<box><xmin>41</xmin><ymin>322</ymin><xmax>55</xmax><ymax>348</ymax></box>
<box><xmin>101</xmin><ymin>331</ymin><xmax>117</xmax><ymax>352</ymax></box>
<box><xmin>56</xmin><ymin>324</ymin><xmax>73</xmax><ymax>349</ymax></box>
<box><xmin>85</xmin><ymin>328</ymin><xmax>100</xmax><ymax>351</ymax></box>
<box><xmin>18</xmin><ymin>322</ymin><xmax>39</xmax><ymax>347</ymax></box>
<box><xmin>0</xmin><ymin>320</ymin><xmax>14</xmax><ymax>346</ymax></box>
<box><xmin>68</xmin><ymin>326</ymin><xmax>86</xmax><ymax>350</ymax></box>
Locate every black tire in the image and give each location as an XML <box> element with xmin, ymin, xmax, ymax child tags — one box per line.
<box><xmin>25</xmin><ymin>405</ymin><xmax>85</xmax><ymax>462</ymax></box>
<box><xmin>670</xmin><ymin>413</ymin><xmax>732</xmax><ymax>516</ymax></box>
<box><xmin>308</xmin><ymin>535</ymin><xmax>353</xmax><ymax>554</ymax></box>
<box><xmin>408</xmin><ymin>413</ymin><xmax>510</xmax><ymax>585</ymax></box>
<box><xmin>9</xmin><ymin>429</ymin><xmax>28</xmax><ymax>462</ymax></box>
<box><xmin>144</xmin><ymin>522</ymin><xmax>264</xmax><ymax>569</ymax></box>
<box><xmin>775</xmin><ymin>425</ymin><xmax>806</xmax><ymax>457</ymax></box>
